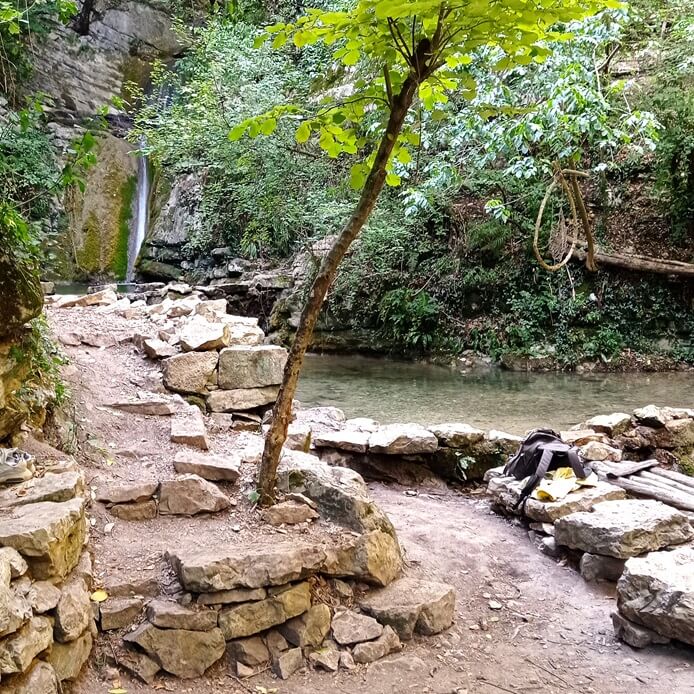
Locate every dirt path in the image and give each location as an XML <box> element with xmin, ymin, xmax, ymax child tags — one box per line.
<box><xmin>47</xmin><ymin>307</ymin><xmax>694</xmax><ymax>694</ymax></box>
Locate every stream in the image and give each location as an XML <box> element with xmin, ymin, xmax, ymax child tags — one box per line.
<box><xmin>296</xmin><ymin>354</ymin><xmax>694</xmax><ymax>434</ymax></box>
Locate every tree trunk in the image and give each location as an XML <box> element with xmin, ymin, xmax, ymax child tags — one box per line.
<box><xmin>573</xmin><ymin>247</ymin><xmax>694</xmax><ymax>277</ymax></box>
<box><xmin>257</xmin><ymin>76</ymin><xmax>418</xmax><ymax>504</ymax></box>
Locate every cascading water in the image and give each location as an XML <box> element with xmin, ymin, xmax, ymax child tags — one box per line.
<box><xmin>126</xmin><ymin>136</ymin><xmax>150</xmax><ymax>282</ymax></box>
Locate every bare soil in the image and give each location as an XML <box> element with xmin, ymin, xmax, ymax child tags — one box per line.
<box><xmin>46</xmin><ymin>306</ymin><xmax>694</xmax><ymax>694</ymax></box>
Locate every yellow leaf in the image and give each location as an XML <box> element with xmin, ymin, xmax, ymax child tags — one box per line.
<box><xmin>109</xmin><ymin>689</ymin><xmax>128</xmax><ymax>694</ymax></box>
<box><xmin>91</xmin><ymin>589</ymin><xmax>109</xmax><ymax>603</ymax></box>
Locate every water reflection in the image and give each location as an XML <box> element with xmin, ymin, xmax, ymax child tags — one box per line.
<box><xmin>297</xmin><ymin>354</ymin><xmax>694</xmax><ymax>434</ymax></box>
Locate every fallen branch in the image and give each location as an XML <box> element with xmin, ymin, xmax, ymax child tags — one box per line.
<box><xmin>607</xmin><ymin>476</ymin><xmax>694</xmax><ymax>512</ymax></box>
<box><xmin>574</xmin><ymin>247</ymin><xmax>694</xmax><ymax>278</ymax></box>
<box><xmin>650</xmin><ymin>467</ymin><xmax>694</xmax><ymax>490</ymax></box>
<box><xmin>604</xmin><ymin>459</ymin><xmax>659</xmax><ymax>478</ymax></box>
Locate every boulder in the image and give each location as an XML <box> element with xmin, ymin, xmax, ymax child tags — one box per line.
<box><xmin>207</xmin><ymin>387</ymin><xmax>280</xmax><ymax>412</ymax></box>
<box><xmin>369</xmin><ymin>424</ymin><xmax>438</xmax><ymax>455</ymax></box>
<box><xmin>579</xmin><ymin>553</ymin><xmax>626</xmax><ymax>583</ymax></box>
<box><xmin>428</xmin><ymin>423</ymin><xmax>485</xmax><ymax>448</ymax></box>
<box><xmin>168</xmin><ymin>543</ymin><xmax>326</xmax><ymax>592</ymax></box>
<box><xmin>218</xmin><ymin>582</ymin><xmax>311</xmax><ymax>640</ymax></box>
<box><xmin>197</xmin><ymin>587</ymin><xmax>267</xmax><ymax>606</ymax></box>
<box><xmin>352</xmin><ymin>625</ymin><xmax>402</xmax><ymax>664</ymax></box>
<box><xmin>124</xmin><ymin>623</ymin><xmax>226</xmax><ymax>678</ymax></box>
<box><xmin>0</xmin><ymin>499</ymin><xmax>86</xmax><ymax>579</ymax></box>
<box><xmin>218</xmin><ymin>346</ymin><xmax>287</xmax><ymax>389</ymax></box>
<box><xmin>261</xmin><ymin>501</ymin><xmax>319</xmax><ymax>527</ymax></box>
<box><xmin>147</xmin><ymin>599</ymin><xmax>218</xmax><ymax>631</ymax></box>
<box><xmin>1</xmin><ymin>660</ymin><xmax>58</xmax><ymax>693</ymax></box>
<box><xmin>276</xmin><ymin>451</ymin><xmax>397</xmax><ymax>538</ymax></box>
<box><xmin>633</xmin><ymin>404</ymin><xmax>668</xmax><ymax>428</ymax></box>
<box><xmin>616</xmin><ymin>544</ymin><xmax>694</xmax><ymax>646</ymax></box>
<box><xmin>162</xmin><ymin>352</ymin><xmax>219</xmax><ymax>395</ymax></box>
<box><xmin>143</xmin><ymin>338</ymin><xmax>177</xmax><ymax>359</ymax></box>
<box><xmin>223</xmin><ymin>320</ymin><xmax>266</xmax><ymax>346</ymax></box>
<box><xmin>45</xmin><ymin>628</ymin><xmax>92</xmax><ymax>681</ymax></box>
<box><xmin>323</xmin><ymin>531</ymin><xmax>402</xmax><ymax>587</ymax></box>
<box><xmin>584</xmin><ymin>413</ymin><xmax>632</xmax><ymax>437</ymax></box>
<box><xmin>110</xmin><ymin>500</ymin><xmax>158</xmax><ymax>521</ymax></box>
<box><xmin>284</xmin><ymin>423</ymin><xmax>312</xmax><ymax>451</ymax></box>
<box><xmin>159</xmin><ymin>475</ymin><xmax>231</xmax><ymax>516</ymax></box>
<box><xmin>100</xmin><ymin>597</ymin><xmax>144</xmax><ymax>630</ymax></box>
<box><xmin>96</xmin><ymin>481</ymin><xmax>159</xmax><ymax>505</ymax></box>
<box><xmin>313</xmin><ymin>430</ymin><xmax>370</xmax><ymax>453</ymax></box>
<box><xmin>55</xmin><ymin>577</ymin><xmax>91</xmax><ymax>643</ymax></box>
<box><xmin>360</xmin><ymin>577</ymin><xmax>456</xmax><ymax>640</ymax></box>
<box><xmin>27</xmin><ymin>582</ymin><xmax>61</xmax><ymax>614</ymax></box>
<box><xmin>180</xmin><ymin>317</ymin><xmax>231</xmax><ymax>352</ymax></box>
<box><xmin>666</xmin><ymin>417</ymin><xmax>694</xmax><ymax>450</ymax></box>
<box><xmin>331</xmin><ymin>610</ymin><xmax>383</xmax><ymax>646</ymax></box>
<box><xmin>228</xmin><ymin>636</ymin><xmax>270</xmax><ymax>666</ymax></box>
<box><xmin>579</xmin><ymin>441</ymin><xmax>622</xmax><ymax>462</ymax></box>
<box><xmin>173</xmin><ymin>451</ymin><xmax>241</xmax><ymax>482</ymax></box>
<box><xmin>272</xmin><ymin>646</ymin><xmax>303</xmax><ymax>679</ymax></box>
<box><xmin>279</xmin><ymin>604</ymin><xmax>331</xmax><ymax>648</ymax></box>
<box><xmin>0</xmin><ymin>472</ymin><xmax>84</xmax><ymax>508</ymax></box>
<box><xmin>611</xmin><ymin>611</ymin><xmax>670</xmax><ymax>649</ymax></box>
<box><xmin>170</xmin><ymin>405</ymin><xmax>209</xmax><ymax>450</ymax></box>
<box><xmin>487</xmin><ymin>476</ymin><xmax>626</xmax><ymax>523</ymax></box>
<box><xmin>555</xmin><ymin>500</ymin><xmax>693</xmax><ymax>558</ymax></box>
<box><xmin>293</xmin><ymin>406</ymin><xmax>346</xmax><ymax>433</ymax></box>
<box><xmin>0</xmin><ymin>616</ymin><xmax>53</xmax><ymax>674</ymax></box>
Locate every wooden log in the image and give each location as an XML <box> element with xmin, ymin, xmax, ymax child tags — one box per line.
<box><xmin>574</xmin><ymin>247</ymin><xmax>694</xmax><ymax>278</ymax></box>
<box><xmin>649</xmin><ymin>467</ymin><xmax>694</xmax><ymax>490</ymax></box>
<box><xmin>604</xmin><ymin>459</ymin><xmax>660</xmax><ymax>478</ymax></box>
<box><xmin>637</xmin><ymin>470</ymin><xmax>694</xmax><ymax>497</ymax></box>
<box><xmin>608</xmin><ymin>477</ymin><xmax>694</xmax><ymax>512</ymax></box>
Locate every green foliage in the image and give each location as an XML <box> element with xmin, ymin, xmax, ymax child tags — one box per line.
<box><xmin>379</xmin><ymin>288</ymin><xmax>440</xmax><ymax>352</ymax></box>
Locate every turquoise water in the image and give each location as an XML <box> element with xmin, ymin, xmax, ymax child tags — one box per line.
<box><xmin>297</xmin><ymin>354</ymin><xmax>694</xmax><ymax>434</ymax></box>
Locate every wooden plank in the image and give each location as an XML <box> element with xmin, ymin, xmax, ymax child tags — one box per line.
<box><xmin>604</xmin><ymin>459</ymin><xmax>660</xmax><ymax>478</ymax></box>
<box><xmin>608</xmin><ymin>477</ymin><xmax>694</xmax><ymax>512</ymax></box>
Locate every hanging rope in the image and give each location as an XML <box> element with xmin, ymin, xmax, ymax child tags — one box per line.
<box><xmin>533</xmin><ymin>164</ymin><xmax>597</xmax><ymax>272</ymax></box>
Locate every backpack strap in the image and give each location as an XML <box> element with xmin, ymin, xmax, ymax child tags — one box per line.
<box><xmin>514</xmin><ymin>445</ymin><xmax>556</xmax><ymax>512</ymax></box>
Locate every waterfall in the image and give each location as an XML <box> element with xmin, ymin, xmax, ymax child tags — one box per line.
<box><xmin>126</xmin><ymin>137</ymin><xmax>150</xmax><ymax>282</ymax></box>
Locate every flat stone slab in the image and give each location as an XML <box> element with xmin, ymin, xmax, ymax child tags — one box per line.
<box><xmin>207</xmin><ymin>386</ymin><xmax>279</xmax><ymax>412</ymax></box>
<box><xmin>218</xmin><ymin>345</ymin><xmax>287</xmax><ymax>390</ymax></box>
<box><xmin>331</xmin><ymin>610</ymin><xmax>383</xmax><ymax>646</ymax></box>
<box><xmin>168</xmin><ymin>543</ymin><xmax>327</xmax><ymax>592</ymax></box>
<box><xmin>179</xmin><ymin>317</ymin><xmax>230</xmax><ymax>352</ymax></box>
<box><xmin>360</xmin><ymin>577</ymin><xmax>455</xmax><ymax>640</ymax></box>
<box><xmin>0</xmin><ymin>499</ymin><xmax>86</xmax><ymax>579</ymax></box>
<box><xmin>159</xmin><ymin>475</ymin><xmax>230</xmax><ymax>516</ymax></box>
<box><xmin>173</xmin><ymin>451</ymin><xmax>241</xmax><ymax>482</ymax></box>
<box><xmin>0</xmin><ymin>471</ymin><xmax>84</xmax><ymax>508</ymax></box>
<box><xmin>554</xmin><ymin>500</ymin><xmax>693</xmax><ymax>558</ymax></box>
<box><xmin>369</xmin><ymin>424</ymin><xmax>438</xmax><ymax>455</ymax></box>
<box><xmin>96</xmin><ymin>481</ymin><xmax>159</xmax><ymax>505</ymax></box>
<box><xmin>146</xmin><ymin>599</ymin><xmax>218</xmax><ymax>632</ymax></box>
<box><xmin>487</xmin><ymin>476</ymin><xmax>626</xmax><ymax>523</ymax></box>
<box><xmin>617</xmin><ymin>544</ymin><xmax>694</xmax><ymax>646</ymax></box>
<box><xmin>170</xmin><ymin>406</ymin><xmax>209</xmax><ymax>450</ymax></box>
<box><xmin>109</xmin><ymin>393</ymin><xmax>177</xmax><ymax>415</ymax></box>
<box><xmin>428</xmin><ymin>423</ymin><xmax>485</xmax><ymax>448</ymax></box>
<box><xmin>584</xmin><ymin>413</ymin><xmax>632</xmax><ymax>436</ymax></box>
<box><xmin>312</xmin><ymin>430</ymin><xmax>370</xmax><ymax>453</ymax></box>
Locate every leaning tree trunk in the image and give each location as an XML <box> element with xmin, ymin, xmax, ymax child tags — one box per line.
<box><xmin>257</xmin><ymin>76</ymin><xmax>419</xmax><ymax>504</ymax></box>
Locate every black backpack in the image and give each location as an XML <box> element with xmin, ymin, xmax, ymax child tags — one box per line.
<box><xmin>504</xmin><ymin>428</ymin><xmax>587</xmax><ymax>511</ymax></box>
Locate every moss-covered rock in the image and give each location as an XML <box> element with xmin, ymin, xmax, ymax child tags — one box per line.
<box><xmin>0</xmin><ymin>253</ymin><xmax>43</xmax><ymax>338</ymax></box>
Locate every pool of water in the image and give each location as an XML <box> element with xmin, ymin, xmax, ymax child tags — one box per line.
<box><xmin>296</xmin><ymin>354</ymin><xmax>694</xmax><ymax>434</ymax></box>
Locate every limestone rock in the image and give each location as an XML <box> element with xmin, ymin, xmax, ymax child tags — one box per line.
<box><xmin>313</xmin><ymin>430</ymin><xmax>370</xmax><ymax>453</ymax></box>
<box><xmin>360</xmin><ymin>577</ymin><xmax>456</xmax><ymax>640</ymax></box>
<box><xmin>173</xmin><ymin>451</ymin><xmax>241</xmax><ymax>482</ymax></box>
<box><xmin>169</xmin><ymin>543</ymin><xmax>325</xmax><ymax>592</ymax></box>
<box><xmin>0</xmin><ymin>471</ymin><xmax>84</xmax><ymax>508</ymax></box>
<box><xmin>261</xmin><ymin>501</ymin><xmax>319</xmax><ymax>526</ymax></box>
<box><xmin>611</xmin><ymin>611</ymin><xmax>670</xmax><ymax>649</ymax></box>
<box><xmin>276</xmin><ymin>451</ymin><xmax>397</xmax><ymax>538</ymax></box>
<box><xmin>179</xmin><ymin>317</ymin><xmax>231</xmax><ymax>352</ymax></box>
<box><xmin>331</xmin><ymin>610</ymin><xmax>383</xmax><ymax>646</ymax></box>
<box><xmin>147</xmin><ymin>599</ymin><xmax>217</xmax><ymax>631</ymax></box>
<box><xmin>616</xmin><ymin>544</ymin><xmax>694</xmax><ymax>646</ymax></box>
<box><xmin>0</xmin><ymin>498</ymin><xmax>86</xmax><ymax>579</ymax></box>
<box><xmin>0</xmin><ymin>548</ymin><xmax>27</xmax><ymax>579</ymax></box>
<box><xmin>579</xmin><ymin>553</ymin><xmax>626</xmax><ymax>582</ymax></box>
<box><xmin>109</xmin><ymin>394</ymin><xmax>177</xmax><ymax>416</ymax></box>
<box><xmin>218</xmin><ymin>346</ymin><xmax>287</xmax><ymax>389</ymax></box>
<box><xmin>110</xmin><ymin>500</ymin><xmax>158</xmax><ymax>521</ymax></box>
<box><xmin>114</xmin><ymin>645</ymin><xmax>160</xmax><ymax>684</ymax></box>
<box><xmin>487</xmin><ymin>476</ymin><xmax>626</xmax><ymax>523</ymax></box>
<box><xmin>554</xmin><ymin>500</ymin><xmax>693</xmax><ymax>558</ymax></box>
<box><xmin>2</xmin><ymin>660</ymin><xmax>58</xmax><ymax>693</ymax></box>
<box><xmin>222</xmin><ymin>319</ymin><xmax>265</xmax><ymax>346</ymax></box>
<box><xmin>162</xmin><ymin>352</ymin><xmax>218</xmax><ymax>395</ymax></box>
<box><xmin>561</xmin><ymin>429</ymin><xmax>608</xmax><ymax>446</ymax></box>
<box><xmin>369</xmin><ymin>424</ymin><xmax>438</xmax><ymax>455</ymax></box>
<box><xmin>55</xmin><ymin>289</ymin><xmax>117</xmax><ymax>308</ymax></box>
<box><xmin>285</xmin><ymin>423</ymin><xmax>312</xmax><ymax>452</ymax></box>
<box><xmin>273</xmin><ymin>646</ymin><xmax>303</xmax><ymax>679</ymax></box>
<box><xmin>428</xmin><ymin>423</ymin><xmax>485</xmax><ymax>448</ymax></box>
<box><xmin>228</xmin><ymin>636</ymin><xmax>270</xmax><ymax>666</ymax></box>
<box><xmin>584</xmin><ymin>413</ymin><xmax>632</xmax><ymax>437</ymax></box>
<box><xmin>159</xmin><ymin>475</ymin><xmax>230</xmax><ymax>516</ymax></box>
<box><xmin>353</xmin><ymin>625</ymin><xmax>402</xmax><ymax>664</ymax></box>
<box><xmin>207</xmin><ymin>386</ymin><xmax>280</xmax><ymax>412</ymax></box>
<box><xmin>366</xmin><ymin>655</ymin><xmax>427</xmax><ymax>683</ymax></box>
<box><xmin>143</xmin><ymin>338</ymin><xmax>177</xmax><ymax>359</ymax></box>
<box><xmin>218</xmin><ymin>582</ymin><xmax>311</xmax><ymax>640</ymax></box>
<box><xmin>102</xmin><ymin>576</ymin><xmax>159</xmax><ymax>598</ymax></box>
<box><xmin>279</xmin><ymin>604</ymin><xmax>331</xmax><ymax>648</ymax></box>
<box><xmin>170</xmin><ymin>405</ymin><xmax>209</xmax><ymax>450</ymax></box>
<box><xmin>96</xmin><ymin>481</ymin><xmax>159</xmax><ymax>505</ymax></box>
<box><xmin>293</xmin><ymin>406</ymin><xmax>346</xmax><ymax>433</ymax></box>
<box><xmin>55</xmin><ymin>577</ymin><xmax>91</xmax><ymax>643</ymax></box>
<box><xmin>633</xmin><ymin>404</ymin><xmax>668</xmax><ymax>428</ymax></box>
<box><xmin>579</xmin><ymin>441</ymin><xmax>622</xmax><ymax>462</ymax></box>
<box><xmin>339</xmin><ymin>650</ymin><xmax>356</xmax><ymax>670</ymax></box>
<box><xmin>124</xmin><ymin>623</ymin><xmax>226</xmax><ymax>678</ymax></box>
<box><xmin>197</xmin><ymin>587</ymin><xmax>267</xmax><ymax>606</ymax></box>
<box><xmin>309</xmin><ymin>645</ymin><xmax>340</xmax><ymax>672</ymax></box>
<box><xmin>27</xmin><ymin>581</ymin><xmax>61</xmax><ymax>614</ymax></box>
<box><xmin>323</xmin><ymin>530</ymin><xmax>402</xmax><ymax>587</ymax></box>
<box><xmin>46</xmin><ymin>628</ymin><xmax>92</xmax><ymax>681</ymax></box>
<box><xmin>0</xmin><ymin>616</ymin><xmax>53</xmax><ymax>674</ymax></box>
<box><xmin>0</xmin><ymin>590</ymin><xmax>31</xmax><ymax>638</ymax></box>
<box><xmin>100</xmin><ymin>597</ymin><xmax>144</xmax><ymax>630</ymax></box>
<box><xmin>666</xmin><ymin>417</ymin><xmax>694</xmax><ymax>449</ymax></box>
